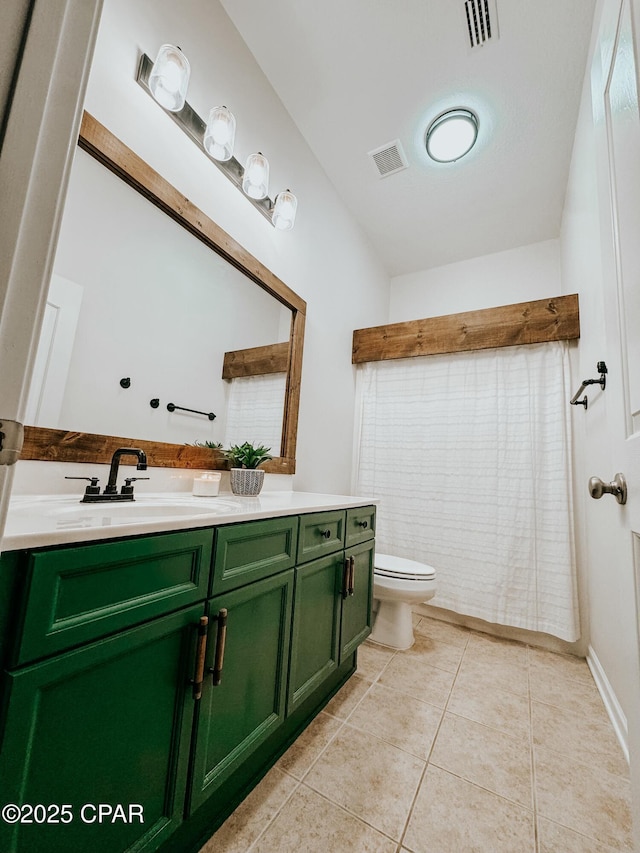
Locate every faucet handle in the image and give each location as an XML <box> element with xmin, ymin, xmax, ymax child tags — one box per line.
<box><xmin>65</xmin><ymin>476</ymin><xmax>100</xmax><ymax>496</ymax></box>
<box><xmin>121</xmin><ymin>477</ymin><xmax>150</xmax><ymax>496</ymax></box>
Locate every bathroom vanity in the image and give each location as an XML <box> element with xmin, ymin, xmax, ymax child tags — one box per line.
<box><xmin>0</xmin><ymin>493</ymin><xmax>376</xmax><ymax>853</ymax></box>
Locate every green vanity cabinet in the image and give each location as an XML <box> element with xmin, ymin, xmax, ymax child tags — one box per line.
<box><xmin>0</xmin><ymin>603</ymin><xmax>203</xmax><ymax>853</ymax></box>
<box><xmin>0</xmin><ymin>503</ymin><xmax>376</xmax><ymax>853</ymax></box>
<box><xmin>188</xmin><ymin>569</ymin><xmax>294</xmax><ymax>814</ymax></box>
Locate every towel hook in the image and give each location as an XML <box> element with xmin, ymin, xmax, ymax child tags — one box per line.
<box><xmin>570</xmin><ymin>361</ymin><xmax>607</xmax><ymax>410</ymax></box>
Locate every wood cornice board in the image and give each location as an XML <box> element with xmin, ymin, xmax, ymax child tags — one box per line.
<box><xmin>352</xmin><ymin>294</ymin><xmax>580</xmax><ymax>364</ymax></box>
<box><xmin>222</xmin><ymin>342</ymin><xmax>290</xmax><ymax>379</ymax></box>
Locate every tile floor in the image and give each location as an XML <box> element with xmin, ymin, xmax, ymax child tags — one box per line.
<box><xmin>199</xmin><ymin>615</ymin><xmax>632</xmax><ymax>853</ymax></box>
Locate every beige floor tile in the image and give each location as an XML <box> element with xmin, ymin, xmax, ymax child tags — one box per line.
<box><xmin>457</xmin><ymin>654</ymin><xmax>529</xmax><ymax>697</ymax></box>
<box><xmin>304</xmin><ymin>724</ymin><xmax>424</xmax><ymax>840</ymax></box>
<box><xmin>400</xmin><ymin>633</ymin><xmax>465</xmax><ymax>673</ymax></box>
<box><xmin>323</xmin><ymin>673</ymin><xmax>372</xmax><ymax>720</ymax></box>
<box><xmin>348</xmin><ymin>682</ymin><xmax>443</xmax><ymax>758</ymax></box>
<box><xmin>532</xmin><ymin>700</ymin><xmax>628</xmax><ymax>778</ymax></box>
<box><xmin>535</xmin><ymin>746</ymin><xmax>633</xmax><ymax>851</ymax></box>
<box><xmin>430</xmin><ymin>712</ymin><xmax>533</xmax><ymax>808</ymax></box>
<box><xmin>537</xmin><ymin>816</ymin><xmax>622</xmax><ymax>853</ymax></box>
<box><xmin>403</xmin><ymin>765</ymin><xmax>535</xmax><ymax>853</ymax></box>
<box><xmin>529</xmin><ymin>646</ymin><xmax>593</xmax><ymax>686</ymax></box>
<box><xmin>464</xmin><ymin>631</ymin><xmax>529</xmax><ymax>666</ymax></box>
<box><xmin>198</xmin><ymin>767</ymin><xmax>298</xmax><ymax>853</ymax></box>
<box><xmin>357</xmin><ymin>641</ymin><xmax>396</xmax><ymax>681</ymax></box>
<box><xmin>529</xmin><ymin>662</ymin><xmax>608</xmax><ymax>719</ymax></box>
<box><xmin>276</xmin><ymin>712</ymin><xmax>343</xmax><ymax>780</ymax></box>
<box><xmin>378</xmin><ymin>652</ymin><xmax>455</xmax><ymax>708</ymax></box>
<box><xmin>412</xmin><ymin>616</ymin><xmax>470</xmax><ymax>649</ymax></box>
<box><xmin>448</xmin><ymin>668</ymin><xmax>530</xmax><ymax>740</ymax></box>
<box><xmin>252</xmin><ymin>784</ymin><xmax>396</xmax><ymax>853</ymax></box>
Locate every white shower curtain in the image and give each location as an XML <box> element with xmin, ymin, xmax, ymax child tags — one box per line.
<box><xmin>223</xmin><ymin>373</ymin><xmax>287</xmax><ymax>453</ymax></box>
<box><xmin>354</xmin><ymin>341</ymin><xmax>580</xmax><ymax>642</ymax></box>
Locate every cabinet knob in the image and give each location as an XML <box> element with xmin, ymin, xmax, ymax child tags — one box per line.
<box><xmin>320</xmin><ymin>529</ymin><xmax>332</xmax><ymax>539</ymax></box>
<box><xmin>357</xmin><ymin>520</ymin><xmax>368</xmax><ymax>529</ymax></box>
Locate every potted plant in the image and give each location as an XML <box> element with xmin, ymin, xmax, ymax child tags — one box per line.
<box><xmin>224</xmin><ymin>441</ymin><xmax>273</xmax><ymax>496</ymax></box>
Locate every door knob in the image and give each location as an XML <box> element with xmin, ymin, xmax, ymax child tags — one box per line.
<box><xmin>588</xmin><ymin>473</ymin><xmax>627</xmax><ymax>505</ymax></box>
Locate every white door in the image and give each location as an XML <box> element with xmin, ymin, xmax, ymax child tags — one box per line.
<box><xmin>595</xmin><ymin>0</ymin><xmax>640</xmax><ymax>841</ymax></box>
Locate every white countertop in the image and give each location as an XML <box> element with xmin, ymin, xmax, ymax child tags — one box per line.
<box><xmin>1</xmin><ymin>491</ymin><xmax>378</xmax><ymax>551</ymax></box>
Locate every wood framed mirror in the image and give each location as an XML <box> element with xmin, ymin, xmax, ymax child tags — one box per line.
<box><xmin>21</xmin><ymin>112</ymin><xmax>306</xmax><ymax>475</ymax></box>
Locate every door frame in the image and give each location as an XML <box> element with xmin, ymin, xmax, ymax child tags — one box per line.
<box><xmin>0</xmin><ymin>0</ymin><xmax>103</xmax><ymax>540</ymax></box>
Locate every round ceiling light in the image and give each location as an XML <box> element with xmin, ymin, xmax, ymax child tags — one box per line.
<box><xmin>425</xmin><ymin>108</ymin><xmax>479</xmax><ymax>163</ymax></box>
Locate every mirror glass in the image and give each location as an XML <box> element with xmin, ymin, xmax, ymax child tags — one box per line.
<box><xmin>26</xmin><ymin>147</ymin><xmax>292</xmax><ymax>457</ymax></box>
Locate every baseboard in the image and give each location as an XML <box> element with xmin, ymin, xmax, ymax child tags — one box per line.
<box><xmin>587</xmin><ymin>644</ymin><xmax>629</xmax><ymax>764</ymax></box>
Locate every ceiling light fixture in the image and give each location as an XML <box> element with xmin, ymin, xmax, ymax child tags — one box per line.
<box><xmin>425</xmin><ymin>108</ymin><xmax>479</xmax><ymax>163</ymax></box>
<box><xmin>140</xmin><ymin>47</ymin><xmax>297</xmax><ymax>229</ymax></box>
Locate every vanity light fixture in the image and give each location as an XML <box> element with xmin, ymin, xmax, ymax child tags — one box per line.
<box><xmin>425</xmin><ymin>108</ymin><xmax>479</xmax><ymax>163</ymax></box>
<box><xmin>148</xmin><ymin>44</ymin><xmax>191</xmax><ymax>112</ymax></box>
<box><xmin>242</xmin><ymin>152</ymin><xmax>270</xmax><ymax>199</ymax></box>
<box><xmin>204</xmin><ymin>105</ymin><xmax>236</xmax><ymax>162</ymax></box>
<box><xmin>273</xmin><ymin>189</ymin><xmax>298</xmax><ymax>231</ymax></box>
<box><xmin>138</xmin><ymin>47</ymin><xmax>297</xmax><ymax>229</ymax></box>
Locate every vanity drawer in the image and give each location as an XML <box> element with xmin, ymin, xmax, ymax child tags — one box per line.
<box><xmin>211</xmin><ymin>516</ymin><xmax>298</xmax><ymax>595</ymax></box>
<box><xmin>297</xmin><ymin>510</ymin><xmax>346</xmax><ymax>564</ymax></box>
<box><xmin>345</xmin><ymin>506</ymin><xmax>376</xmax><ymax>548</ymax></box>
<box><xmin>13</xmin><ymin>528</ymin><xmax>213</xmax><ymax>666</ymax></box>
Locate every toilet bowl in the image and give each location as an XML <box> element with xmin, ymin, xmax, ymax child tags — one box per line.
<box><xmin>369</xmin><ymin>553</ymin><xmax>437</xmax><ymax>650</ymax></box>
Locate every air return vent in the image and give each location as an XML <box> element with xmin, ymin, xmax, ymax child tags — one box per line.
<box><xmin>464</xmin><ymin>0</ymin><xmax>499</xmax><ymax>48</ymax></box>
<box><xmin>368</xmin><ymin>139</ymin><xmax>409</xmax><ymax>178</ymax></box>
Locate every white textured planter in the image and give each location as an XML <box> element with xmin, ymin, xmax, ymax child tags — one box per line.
<box><xmin>230</xmin><ymin>468</ymin><xmax>265</xmax><ymax>496</ymax></box>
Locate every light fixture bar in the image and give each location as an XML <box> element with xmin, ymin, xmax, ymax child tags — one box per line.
<box><xmin>136</xmin><ymin>53</ymin><xmax>275</xmax><ymax>224</ymax></box>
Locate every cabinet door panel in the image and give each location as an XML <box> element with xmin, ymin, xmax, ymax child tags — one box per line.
<box><xmin>345</xmin><ymin>505</ymin><xmax>376</xmax><ymax>548</ymax></box>
<box><xmin>288</xmin><ymin>554</ymin><xmax>342</xmax><ymax>712</ymax></box>
<box><xmin>0</xmin><ymin>604</ymin><xmax>202</xmax><ymax>853</ymax></box>
<box><xmin>212</xmin><ymin>517</ymin><xmax>297</xmax><ymax>595</ymax></box>
<box><xmin>189</xmin><ymin>570</ymin><xmax>294</xmax><ymax>813</ymax></box>
<box><xmin>17</xmin><ymin>528</ymin><xmax>212</xmax><ymax>665</ymax></box>
<box><xmin>297</xmin><ymin>511</ymin><xmax>345</xmax><ymax>564</ymax></box>
<box><xmin>340</xmin><ymin>541</ymin><xmax>374</xmax><ymax>661</ymax></box>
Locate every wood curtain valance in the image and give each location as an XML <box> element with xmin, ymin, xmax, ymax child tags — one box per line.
<box><xmin>352</xmin><ymin>294</ymin><xmax>579</xmax><ymax>364</ymax></box>
<box><xmin>222</xmin><ymin>342</ymin><xmax>289</xmax><ymax>379</ymax></box>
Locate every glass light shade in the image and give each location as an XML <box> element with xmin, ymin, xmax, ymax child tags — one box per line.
<box><xmin>426</xmin><ymin>108</ymin><xmax>479</xmax><ymax>163</ymax></box>
<box><xmin>272</xmin><ymin>190</ymin><xmax>298</xmax><ymax>230</ymax></box>
<box><xmin>148</xmin><ymin>44</ymin><xmax>190</xmax><ymax>112</ymax></box>
<box><xmin>242</xmin><ymin>152</ymin><xmax>269</xmax><ymax>199</ymax></box>
<box><xmin>204</xmin><ymin>106</ymin><xmax>236</xmax><ymax>161</ymax></box>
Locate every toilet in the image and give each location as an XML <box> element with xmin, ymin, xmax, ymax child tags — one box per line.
<box><xmin>370</xmin><ymin>553</ymin><xmax>437</xmax><ymax>650</ymax></box>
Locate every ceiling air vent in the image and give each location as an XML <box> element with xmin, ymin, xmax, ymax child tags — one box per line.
<box><xmin>464</xmin><ymin>0</ymin><xmax>499</xmax><ymax>48</ymax></box>
<box><xmin>368</xmin><ymin>139</ymin><xmax>409</xmax><ymax>179</ymax></box>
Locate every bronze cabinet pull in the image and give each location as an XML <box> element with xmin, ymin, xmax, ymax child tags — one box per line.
<box><xmin>320</xmin><ymin>528</ymin><xmax>332</xmax><ymax>539</ymax></box>
<box><xmin>210</xmin><ymin>608</ymin><xmax>228</xmax><ymax>686</ymax></box>
<box><xmin>348</xmin><ymin>555</ymin><xmax>355</xmax><ymax>596</ymax></box>
<box><xmin>342</xmin><ymin>558</ymin><xmax>351</xmax><ymax>599</ymax></box>
<box><xmin>357</xmin><ymin>519</ymin><xmax>368</xmax><ymax>529</ymax></box>
<box><xmin>191</xmin><ymin>616</ymin><xmax>209</xmax><ymax>701</ymax></box>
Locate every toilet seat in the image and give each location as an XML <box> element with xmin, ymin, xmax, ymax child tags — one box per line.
<box><xmin>375</xmin><ymin>553</ymin><xmax>436</xmax><ymax>582</ymax></box>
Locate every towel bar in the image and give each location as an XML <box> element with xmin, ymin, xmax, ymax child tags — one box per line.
<box><xmin>570</xmin><ymin>361</ymin><xmax>607</xmax><ymax>409</ymax></box>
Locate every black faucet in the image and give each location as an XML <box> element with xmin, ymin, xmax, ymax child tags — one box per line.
<box><xmin>104</xmin><ymin>447</ymin><xmax>148</xmax><ymax>495</ymax></box>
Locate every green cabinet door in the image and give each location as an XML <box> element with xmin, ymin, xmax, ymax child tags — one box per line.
<box><xmin>0</xmin><ymin>604</ymin><xmax>203</xmax><ymax>853</ymax></box>
<box><xmin>188</xmin><ymin>570</ymin><xmax>294</xmax><ymax>814</ymax></box>
<box><xmin>340</xmin><ymin>540</ymin><xmax>374</xmax><ymax>661</ymax></box>
<box><xmin>288</xmin><ymin>553</ymin><xmax>342</xmax><ymax>713</ymax></box>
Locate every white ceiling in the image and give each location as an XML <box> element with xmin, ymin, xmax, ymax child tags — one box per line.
<box><xmin>220</xmin><ymin>0</ymin><xmax>597</xmax><ymax>277</ymax></box>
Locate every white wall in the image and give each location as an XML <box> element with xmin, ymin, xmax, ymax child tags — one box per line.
<box><xmin>12</xmin><ymin>0</ymin><xmax>390</xmax><ymax>496</ymax></box>
<box><xmin>389</xmin><ymin>238</ymin><xmax>562</xmax><ymax>322</ymax></box>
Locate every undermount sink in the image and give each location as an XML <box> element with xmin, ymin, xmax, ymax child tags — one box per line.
<box><xmin>8</xmin><ymin>495</ymin><xmax>242</xmax><ymax>528</ymax></box>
